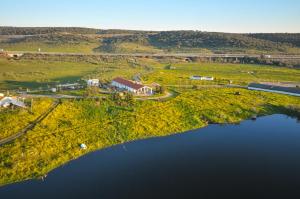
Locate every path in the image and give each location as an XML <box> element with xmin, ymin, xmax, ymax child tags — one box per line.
<box><xmin>0</xmin><ymin>101</ymin><xmax>60</xmax><ymax>146</ymax></box>
<box><xmin>135</xmin><ymin>91</ymin><xmax>174</xmax><ymax>101</ymax></box>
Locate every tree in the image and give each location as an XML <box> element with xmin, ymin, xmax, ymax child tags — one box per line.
<box><xmin>156</xmin><ymin>86</ymin><xmax>166</xmax><ymax>94</ymax></box>
<box><xmin>125</xmin><ymin>92</ymin><xmax>135</xmax><ymax>106</ymax></box>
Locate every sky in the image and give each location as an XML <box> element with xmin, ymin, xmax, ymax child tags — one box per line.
<box><xmin>1</xmin><ymin>0</ymin><xmax>300</xmax><ymax>33</ymax></box>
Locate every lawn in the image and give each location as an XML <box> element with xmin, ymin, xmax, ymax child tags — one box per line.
<box><xmin>0</xmin><ymin>41</ymin><xmax>99</xmax><ymax>53</ymax></box>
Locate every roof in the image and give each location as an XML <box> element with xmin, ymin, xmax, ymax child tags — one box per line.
<box><xmin>248</xmin><ymin>83</ymin><xmax>300</xmax><ymax>95</ymax></box>
<box><xmin>112</xmin><ymin>77</ymin><xmax>145</xmax><ymax>90</ymax></box>
<box><xmin>0</xmin><ymin>97</ymin><xmax>26</xmax><ymax>108</ymax></box>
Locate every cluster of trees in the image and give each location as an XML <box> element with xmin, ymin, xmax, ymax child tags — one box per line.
<box><xmin>111</xmin><ymin>92</ymin><xmax>135</xmax><ymax>106</ymax></box>
<box><xmin>8</xmin><ymin>33</ymin><xmax>95</xmax><ymax>44</ymax></box>
<box><xmin>100</xmin><ymin>31</ymin><xmax>300</xmax><ymax>53</ymax></box>
<box><xmin>248</xmin><ymin>33</ymin><xmax>300</xmax><ymax>47</ymax></box>
<box><xmin>1</xmin><ymin>27</ymin><xmax>300</xmax><ymax>54</ymax></box>
<box><xmin>0</xmin><ymin>27</ymin><xmax>100</xmax><ymax>35</ymax></box>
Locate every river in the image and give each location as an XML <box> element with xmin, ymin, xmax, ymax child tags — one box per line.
<box><xmin>1</xmin><ymin>114</ymin><xmax>300</xmax><ymax>198</ymax></box>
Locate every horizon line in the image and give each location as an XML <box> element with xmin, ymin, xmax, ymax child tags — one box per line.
<box><xmin>0</xmin><ymin>26</ymin><xmax>299</xmax><ymax>34</ymax></box>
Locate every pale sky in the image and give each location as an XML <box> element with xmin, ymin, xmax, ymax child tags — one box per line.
<box><xmin>1</xmin><ymin>0</ymin><xmax>300</xmax><ymax>33</ymax></box>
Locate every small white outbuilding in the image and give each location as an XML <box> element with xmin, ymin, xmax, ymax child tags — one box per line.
<box><xmin>87</xmin><ymin>79</ymin><xmax>100</xmax><ymax>87</ymax></box>
<box><xmin>80</xmin><ymin>143</ymin><xmax>87</xmax><ymax>150</ymax></box>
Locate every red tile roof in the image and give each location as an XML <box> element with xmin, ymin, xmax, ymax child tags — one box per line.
<box><xmin>112</xmin><ymin>77</ymin><xmax>145</xmax><ymax>90</ymax></box>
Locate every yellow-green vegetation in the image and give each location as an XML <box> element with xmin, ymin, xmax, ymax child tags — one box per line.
<box><xmin>0</xmin><ymin>58</ymin><xmax>99</xmax><ymax>89</ymax></box>
<box><xmin>0</xmin><ymin>58</ymin><xmax>152</xmax><ymax>89</ymax></box>
<box><xmin>0</xmin><ymin>88</ymin><xmax>299</xmax><ymax>186</ymax></box>
<box><xmin>1</xmin><ymin>57</ymin><xmax>299</xmax><ymax>90</ymax></box>
<box><xmin>142</xmin><ymin>62</ymin><xmax>300</xmax><ymax>86</ymax></box>
<box><xmin>0</xmin><ymin>98</ymin><xmax>53</xmax><ymax>139</ymax></box>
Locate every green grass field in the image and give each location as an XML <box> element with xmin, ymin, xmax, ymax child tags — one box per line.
<box><xmin>1</xmin><ymin>58</ymin><xmax>299</xmax><ymax>91</ymax></box>
<box><xmin>0</xmin><ymin>41</ymin><xmax>99</xmax><ymax>53</ymax></box>
<box><xmin>142</xmin><ymin>62</ymin><xmax>300</xmax><ymax>86</ymax></box>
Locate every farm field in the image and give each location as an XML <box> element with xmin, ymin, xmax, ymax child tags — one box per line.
<box><xmin>0</xmin><ymin>41</ymin><xmax>100</xmax><ymax>53</ymax></box>
<box><xmin>0</xmin><ymin>57</ymin><xmax>300</xmax><ymax>90</ymax></box>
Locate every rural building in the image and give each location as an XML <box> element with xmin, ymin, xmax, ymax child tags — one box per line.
<box><xmin>248</xmin><ymin>83</ymin><xmax>300</xmax><ymax>97</ymax></box>
<box><xmin>190</xmin><ymin>76</ymin><xmax>214</xmax><ymax>81</ymax></box>
<box><xmin>7</xmin><ymin>53</ymin><xmax>23</xmax><ymax>58</ymax></box>
<box><xmin>87</xmin><ymin>79</ymin><xmax>100</xmax><ymax>87</ymax></box>
<box><xmin>111</xmin><ymin>77</ymin><xmax>153</xmax><ymax>95</ymax></box>
<box><xmin>57</xmin><ymin>83</ymin><xmax>82</xmax><ymax>90</ymax></box>
<box><xmin>0</xmin><ymin>97</ymin><xmax>26</xmax><ymax>108</ymax></box>
<box><xmin>0</xmin><ymin>93</ymin><xmax>4</xmax><ymax>98</ymax></box>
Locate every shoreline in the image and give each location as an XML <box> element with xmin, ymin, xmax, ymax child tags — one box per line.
<box><xmin>1</xmin><ymin>112</ymin><xmax>298</xmax><ymax>187</ymax></box>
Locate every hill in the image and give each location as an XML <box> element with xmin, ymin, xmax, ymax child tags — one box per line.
<box><xmin>0</xmin><ymin>27</ymin><xmax>300</xmax><ymax>54</ymax></box>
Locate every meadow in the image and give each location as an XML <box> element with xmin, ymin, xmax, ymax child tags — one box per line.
<box><xmin>1</xmin><ymin>57</ymin><xmax>300</xmax><ymax>91</ymax></box>
<box><xmin>0</xmin><ymin>56</ymin><xmax>300</xmax><ymax>186</ymax></box>
<box><xmin>0</xmin><ymin>88</ymin><xmax>299</xmax><ymax>186</ymax></box>
<box><xmin>0</xmin><ymin>41</ymin><xmax>99</xmax><ymax>53</ymax></box>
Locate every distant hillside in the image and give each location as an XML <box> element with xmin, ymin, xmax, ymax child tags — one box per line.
<box><xmin>0</xmin><ymin>27</ymin><xmax>100</xmax><ymax>35</ymax></box>
<box><xmin>247</xmin><ymin>33</ymin><xmax>300</xmax><ymax>47</ymax></box>
<box><xmin>0</xmin><ymin>27</ymin><xmax>300</xmax><ymax>54</ymax></box>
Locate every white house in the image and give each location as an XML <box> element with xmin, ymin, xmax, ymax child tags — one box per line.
<box><xmin>190</xmin><ymin>76</ymin><xmax>214</xmax><ymax>81</ymax></box>
<box><xmin>87</xmin><ymin>79</ymin><xmax>100</xmax><ymax>87</ymax></box>
<box><xmin>0</xmin><ymin>97</ymin><xmax>26</xmax><ymax>108</ymax></box>
<box><xmin>111</xmin><ymin>77</ymin><xmax>153</xmax><ymax>95</ymax></box>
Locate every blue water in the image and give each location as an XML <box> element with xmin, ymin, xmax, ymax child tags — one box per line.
<box><xmin>1</xmin><ymin>114</ymin><xmax>300</xmax><ymax>199</ymax></box>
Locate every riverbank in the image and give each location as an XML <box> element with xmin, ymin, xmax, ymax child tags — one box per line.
<box><xmin>1</xmin><ymin>114</ymin><xmax>299</xmax><ymax>198</ymax></box>
<box><xmin>0</xmin><ymin>88</ymin><xmax>300</xmax><ymax>186</ymax></box>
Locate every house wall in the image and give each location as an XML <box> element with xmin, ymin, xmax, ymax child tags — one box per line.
<box><xmin>111</xmin><ymin>81</ymin><xmax>137</xmax><ymax>93</ymax></box>
<box><xmin>190</xmin><ymin>76</ymin><xmax>214</xmax><ymax>81</ymax></box>
<box><xmin>248</xmin><ymin>87</ymin><xmax>300</xmax><ymax>97</ymax></box>
<box><xmin>112</xmin><ymin>81</ymin><xmax>153</xmax><ymax>95</ymax></box>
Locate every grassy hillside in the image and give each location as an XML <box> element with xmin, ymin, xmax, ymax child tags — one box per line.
<box><xmin>99</xmin><ymin>31</ymin><xmax>300</xmax><ymax>54</ymax></box>
<box><xmin>248</xmin><ymin>33</ymin><xmax>300</xmax><ymax>47</ymax></box>
<box><xmin>1</xmin><ymin>27</ymin><xmax>300</xmax><ymax>54</ymax></box>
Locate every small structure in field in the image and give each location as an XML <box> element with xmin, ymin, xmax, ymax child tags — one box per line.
<box><xmin>190</xmin><ymin>76</ymin><xmax>214</xmax><ymax>81</ymax></box>
<box><xmin>0</xmin><ymin>97</ymin><xmax>26</xmax><ymax>108</ymax></box>
<box><xmin>80</xmin><ymin>143</ymin><xmax>87</xmax><ymax>150</ymax></box>
<box><xmin>87</xmin><ymin>79</ymin><xmax>100</xmax><ymax>87</ymax></box>
<box><xmin>57</xmin><ymin>83</ymin><xmax>82</xmax><ymax>90</ymax></box>
<box><xmin>248</xmin><ymin>83</ymin><xmax>300</xmax><ymax>97</ymax></box>
<box><xmin>0</xmin><ymin>93</ymin><xmax>4</xmax><ymax>98</ymax></box>
<box><xmin>7</xmin><ymin>53</ymin><xmax>23</xmax><ymax>59</ymax></box>
<box><xmin>111</xmin><ymin>77</ymin><xmax>153</xmax><ymax>95</ymax></box>
<box><xmin>51</xmin><ymin>88</ymin><xmax>57</xmax><ymax>93</ymax></box>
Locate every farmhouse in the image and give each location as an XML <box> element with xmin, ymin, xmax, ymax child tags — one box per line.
<box><xmin>87</xmin><ymin>79</ymin><xmax>99</xmax><ymax>87</ymax></box>
<box><xmin>0</xmin><ymin>97</ymin><xmax>26</xmax><ymax>108</ymax></box>
<box><xmin>248</xmin><ymin>83</ymin><xmax>300</xmax><ymax>97</ymax></box>
<box><xmin>111</xmin><ymin>77</ymin><xmax>153</xmax><ymax>95</ymax></box>
<box><xmin>190</xmin><ymin>76</ymin><xmax>214</xmax><ymax>81</ymax></box>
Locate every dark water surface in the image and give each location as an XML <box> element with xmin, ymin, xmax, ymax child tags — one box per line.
<box><xmin>1</xmin><ymin>114</ymin><xmax>300</xmax><ymax>199</ymax></box>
